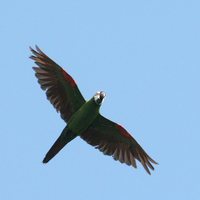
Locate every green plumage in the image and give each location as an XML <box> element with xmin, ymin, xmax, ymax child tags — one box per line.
<box><xmin>43</xmin><ymin>99</ymin><xmax>100</xmax><ymax>163</ymax></box>
<box><xmin>30</xmin><ymin>46</ymin><xmax>157</xmax><ymax>175</ymax></box>
<box><xmin>68</xmin><ymin>99</ymin><xmax>100</xmax><ymax>134</ymax></box>
<box><xmin>43</xmin><ymin>127</ymin><xmax>76</xmax><ymax>163</ymax></box>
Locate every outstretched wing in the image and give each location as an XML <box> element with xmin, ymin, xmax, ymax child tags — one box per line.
<box><xmin>30</xmin><ymin>46</ymin><xmax>85</xmax><ymax>122</ymax></box>
<box><xmin>81</xmin><ymin>115</ymin><xmax>157</xmax><ymax>174</ymax></box>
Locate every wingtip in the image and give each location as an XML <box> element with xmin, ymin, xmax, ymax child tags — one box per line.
<box><xmin>29</xmin><ymin>45</ymin><xmax>37</xmax><ymax>59</ymax></box>
<box><xmin>29</xmin><ymin>46</ymin><xmax>33</xmax><ymax>51</ymax></box>
<box><xmin>29</xmin><ymin>46</ymin><xmax>34</xmax><ymax>58</ymax></box>
<box><xmin>32</xmin><ymin>66</ymin><xmax>37</xmax><ymax>71</ymax></box>
<box><xmin>29</xmin><ymin>55</ymin><xmax>35</xmax><ymax>60</ymax></box>
<box><xmin>35</xmin><ymin>45</ymin><xmax>43</xmax><ymax>54</ymax></box>
<box><xmin>29</xmin><ymin>45</ymin><xmax>40</xmax><ymax>53</ymax></box>
<box><xmin>148</xmin><ymin>156</ymin><xmax>159</xmax><ymax>165</ymax></box>
<box><xmin>35</xmin><ymin>44</ymin><xmax>39</xmax><ymax>50</ymax></box>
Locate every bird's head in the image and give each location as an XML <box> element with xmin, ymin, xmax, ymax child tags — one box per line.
<box><xmin>93</xmin><ymin>91</ymin><xmax>106</xmax><ymax>106</ymax></box>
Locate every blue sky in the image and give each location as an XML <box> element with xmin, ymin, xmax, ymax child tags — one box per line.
<box><xmin>1</xmin><ymin>0</ymin><xmax>200</xmax><ymax>199</ymax></box>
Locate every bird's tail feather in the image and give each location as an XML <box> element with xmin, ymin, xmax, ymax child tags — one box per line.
<box><xmin>43</xmin><ymin>126</ymin><xmax>77</xmax><ymax>163</ymax></box>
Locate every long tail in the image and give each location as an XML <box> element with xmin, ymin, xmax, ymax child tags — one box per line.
<box><xmin>43</xmin><ymin>126</ymin><xmax>77</xmax><ymax>163</ymax></box>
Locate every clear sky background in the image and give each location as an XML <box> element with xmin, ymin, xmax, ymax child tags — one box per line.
<box><xmin>1</xmin><ymin>0</ymin><xmax>200</xmax><ymax>199</ymax></box>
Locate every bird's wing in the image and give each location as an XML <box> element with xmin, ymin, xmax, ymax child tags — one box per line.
<box><xmin>30</xmin><ymin>46</ymin><xmax>85</xmax><ymax>122</ymax></box>
<box><xmin>81</xmin><ymin>115</ymin><xmax>157</xmax><ymax>174</ymax></box>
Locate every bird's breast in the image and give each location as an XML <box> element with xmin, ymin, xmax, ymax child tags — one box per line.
<box><xmin>68</xmin><ymin>100</ymin><xmax>100</xmax><ymax>134</ymax></box>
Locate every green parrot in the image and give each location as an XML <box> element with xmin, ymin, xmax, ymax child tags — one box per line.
<box><xmin>30</xmin><ymin>46</ymin><xmax>157</xmax><ymax>175</ymax></box>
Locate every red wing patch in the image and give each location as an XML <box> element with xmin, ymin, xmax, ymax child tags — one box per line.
<box><xmin>61</xmin><ymin>68</ymin><xmax>76</xmax><ymax>88</ymax></box>
<box><xmin>116</xmin><ymin>124</ymin><xmax>133</xmax><ymax>139</ymax></box>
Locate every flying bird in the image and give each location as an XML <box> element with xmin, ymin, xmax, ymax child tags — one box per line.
<box><xmin>30</xmin><ymin>46</ymin><xmax>157</xmax><ymax>175</ymax></box>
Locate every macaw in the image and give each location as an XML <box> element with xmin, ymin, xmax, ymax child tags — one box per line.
<box><xmin>30</xmin><ymin>46</ymin><xmax>157</xmax><ymax>175</ymax></box>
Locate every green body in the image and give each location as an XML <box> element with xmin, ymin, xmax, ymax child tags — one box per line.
<box><xmin>42</xmin><ymin>99</ymin><xmax>100</xmax><ymax>163</ymax></box>
<box><xmin>31</xmin><ymin>46</ymin><xmax>157</xmax><ymax>174</ymax></box>
<box><xmin>68</xmin><ymin>99</ymin><xmax>100</xmax><ymax>134</ymax></box>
